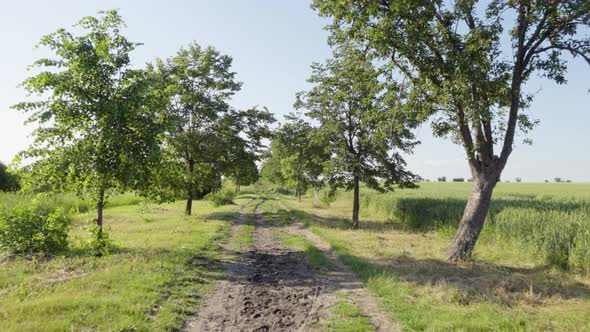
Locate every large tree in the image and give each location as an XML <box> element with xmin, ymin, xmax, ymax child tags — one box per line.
<box><xmin>12</xmin><ymin>10</ymin><xmax>164</xmax><ymax>229</ymax></box>
<box><xmin>312</xmin><ymin>0</ymin><xmax>590</xmax><ymax>260</ymax></box>
<box><xmin>296</xmin><ymin>43</ymin><xmax>419</xmax><ymax>229</ymax></box>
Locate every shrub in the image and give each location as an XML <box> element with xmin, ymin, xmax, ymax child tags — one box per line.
<box><xmin>0</xmin><ymin>204</ymin><xmax>70</xmax><ymax>255</ymax></box>
<box><xmin>320</xmin><ymin>190</ymin><xmax>337</xmax><ymax>207</ymax></box>
<box><xmin>84</xmin><ymin>225</ymin><xmax>116</xmax><ymax>257</ymax></box>
<box><xmin>206</xmin><ymin>190</ymin><xmax>236</xmax><ymax>207</ymax></box>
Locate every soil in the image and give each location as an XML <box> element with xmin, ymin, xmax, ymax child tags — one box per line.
<box><xmin>184</xmin><ymin>199</ymin><xmax>398</xmax><ymax>331</ymax></box>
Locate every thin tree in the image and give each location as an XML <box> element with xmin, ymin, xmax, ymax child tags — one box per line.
<box><xmin>296</xmin><ymin>43</ymin><xmax>419</xmax><ymax>229</ymax></box>
<box><xmin>312</xmin><ymin>0</ymin><xmax>590</xmax><ymax>260</ymax></box>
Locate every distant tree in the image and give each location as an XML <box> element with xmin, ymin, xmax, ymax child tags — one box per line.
<box><xmin>566</xmin><ymin>180</ymin><xmax>572</xmax><ymax>183</ymax></box>
<box><xmin>12</xmin><ymin>10</ymin><xmax>164</xmax><ymax>231</ymax></box>
<box><xmin>270</xmin><ymin>113</ymin><xmax>329</xmax><ymax>201</ymax></box>
<box><xmin>438</xmin><ymin>177</ymin><xmax>447</xmax><ymax>182</ymax></box>
<box><xmin>545</xmin><ymin>179</ymin><xmax>549</xmax><ymax>183</ymax></box>
<box><xmin>296</xmin><ymin>43</ymin><xmax>418</xmax><ymax>229</ymax></box>
<box><xmin>515</xmin><ymin>177</ymin><xmax>522</xmax><ymax>183</ymax></box>
<box><xmin>313</xmin><ymin>0</ymin><xmax>590</xmax><ymax>260</ymax></box>
<box><xmin>555</xmin><ymin>177</ymin><xmax>563</xmax><ymax>183</ymax></box>
<box><xmin>0</xmin><ymin>162</ymin><xmax>19</xmax><ymax>192</ymax></box>
<box><xmin>452</xmin><ymin>178</ymin><xmax>465</xmax><ymax>182</ymax></box>
<box><xmin>260</xmin><ymin>152</ymin><xmax>286</xmax><ymax>188</ymax></box>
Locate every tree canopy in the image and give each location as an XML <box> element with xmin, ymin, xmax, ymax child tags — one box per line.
<box><xmin>12</xmin><ymin>10</ymin><xmax>164</xmax><ymax>228</ymax></box>
<box><xmin>296</xmin><ymin>43</ymin><xmax>419</xmax><ymax>228</ymax></box>
<box><xmin>312</xmin><ymin>0</ymin><xmax>590</xmax><ymax>259</ymax></box>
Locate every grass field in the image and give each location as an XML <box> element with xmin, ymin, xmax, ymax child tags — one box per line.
<box><xmin>282</xmin><ymin>182</ymin><xmax>590</xmax><ymax>331</ymax></box>
<box><xmin>0</xmin><ymin>196</ymin><xmax>250</xmax><ymax>331</ymax></box>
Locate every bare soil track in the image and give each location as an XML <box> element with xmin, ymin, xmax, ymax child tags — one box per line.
<box><xmin>184</xmin><ymin>198</ymin><xmax>398</xmax><ymax>331</ymax></box>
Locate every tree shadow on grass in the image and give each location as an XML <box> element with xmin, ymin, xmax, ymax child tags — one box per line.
<box><xmin>284</xmin><ymin>205</ymin><xmax>590</xmax><ymax>305</ymax></box>
<box><xmin>289</xmin><ymin>208</ymin><xmax>409</xmax><ymax>232</ymax></box>
<box><xmin>337</xmin><ymin>250</ymin><xmax>590</xmax><ymax>306</ymax></box>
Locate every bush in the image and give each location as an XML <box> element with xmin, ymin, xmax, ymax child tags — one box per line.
<box><xmin>206</xmin><ymin>190</ymin><xmax>236</xmax><ymax>207</ymax></box>
<box><xmin>0</xmin><ymin>204</ymin><xmax>70</xmax><ymax>255</ymax></box>
<box><xmin>84</xmin><ymin>225</ymin><xmax>116</xmax><ymax>257</ymax></box>
<box><xmin>321</xmin><ymin>190</ymin><xmax>337</xmax><ymax>207</ymax></box>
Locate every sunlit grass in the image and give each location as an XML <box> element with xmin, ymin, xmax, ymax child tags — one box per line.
<box><xmin>0</xmin><ymin>198</ymin><xmax>242</xmax><ymax>331</ymax></box>
<box><xmin>283</xmin><ymin>183</ymin><xmax>590</xmax><ymax>331</ymax></box>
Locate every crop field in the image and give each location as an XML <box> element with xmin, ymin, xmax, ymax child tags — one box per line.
<box><xmin>280</xmin><ymin>182</ymin><xmax>590</xmax><ymax>330</ymax></box>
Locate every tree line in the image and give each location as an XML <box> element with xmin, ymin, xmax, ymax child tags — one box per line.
<box><xmin>8</xmin><ymin>1</ymin><xmax>590</xmax><ymax>262</ymax></box>
<box><xmin>10</xmin><ymin>10</ymin><xmax>274</xmax><ymax>239</ymax></box>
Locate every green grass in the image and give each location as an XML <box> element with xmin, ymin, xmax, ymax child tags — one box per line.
<box><xmin>308</xmin><ymin>292</ymin><xmax>375</xmax><ymax>332</ymax></box>
<box><xmin>284</xmin><ymin>183</ymin><xmax>590</xmax><ymax>331</ymax></box>
<box><xmin>319</xmin><ymin>182</ymin><xmax>590</xmax><ymax>274</ymax></box>
<box><xmin>0</xmin><ymin>197</ymin><xmax>242</xmax><ymax>331</ymax></box>
<box><xmin>230</xmin><ymin>198</ymin><xmax>259</xmax><ymax>252</ymax></box>
<box><xmin>0</xmin><ymin>191</ymin><xmax>144</xmax><ymax>213</ymax></box>
<box><xmin>257</xmin><ymin>199</ymin><xmax>328</xmax><ymax>268</ymax></box>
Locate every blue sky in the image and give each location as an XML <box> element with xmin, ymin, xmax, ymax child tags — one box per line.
<box><xmin>0</xmin><ymin>1</ymin><xmax>588</xmax><ymax>182</ymax></box>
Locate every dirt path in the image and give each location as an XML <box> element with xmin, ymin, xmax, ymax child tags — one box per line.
<box><xmin>184</xmin><ymin>200</ymin><xmax>329</xmax><ymax>331</ymax></box>
<box><xmin>184</xmin><ymin>198</ymin><xmax>399</xmax><ymax>331</ymax></box>
<box><xmin>277</xmin><ymin>200</ymin><xmax>401</xmax><ymax>332</ymax></box>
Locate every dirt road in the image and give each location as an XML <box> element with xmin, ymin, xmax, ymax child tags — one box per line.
<box><xmin>184</xmin><ymin>199</ymin><xmax>398</xmax><ymax>331</ymax></box>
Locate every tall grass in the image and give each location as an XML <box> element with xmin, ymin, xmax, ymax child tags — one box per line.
<box><xmin>336</xmin><ymin>182</ymin><xmax>590</xmax><ymax>274</ymax></box>
<box><xmin>0</xmin><ymin>191</ymin><xmax>143</xmax><ymax>213</ymax></box>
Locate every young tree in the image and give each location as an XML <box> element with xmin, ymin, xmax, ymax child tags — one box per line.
<box><xmin>12</xmin><ymin>10</ymin><xmax>164</xmax><ymax>229</ymax></box>
<box><xmin>296</xmin><ymin>44</ymin><xmax>418</xmax><ymax>229</ymax></box>
<box><xmin>150</xmin><ymin>43</ymin><xmax>241</xmax><ymax>215</ymax></box>
<box><xmin>312</xmin><ymin>0</ymin><xmax>590</xmax><ymax>260</ymax></box>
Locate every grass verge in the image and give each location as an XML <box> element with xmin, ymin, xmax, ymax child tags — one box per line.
<box><xmin>282</xmin><ymin>193</ymin><xmax>590</xmax><ymax>331</ymax></box>
<box><xmin>0</xmin><ymin>198</ymin><xmax>241</xmax><ymax>331</ymax></box>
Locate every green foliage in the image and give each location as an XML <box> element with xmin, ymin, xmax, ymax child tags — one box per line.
<box><xmin>83</xmin><ymin>224</ymin><xmax>116</xmax><ymax>257</ymax></box>
<box><xmin>312</xmin><ymin>0</ymin><xmax>590</xmax><ymax>258</ymax></box>
<box><xmin>320</xmin><ymin>189</ymin><xmax>337</xmax><ymax>207</ymax></box>
<box><xmin>296</xmin><ymin>42</ymin><xmax>419</xmax><ymax>193</ymax></box>
<box><xmin>12</xmin><ymin>10</ymin><xmax>164</xmax><ymax>224</ymax></box>
<box><xmin>357</xmin><ymin>183</ymin><xmax>590</xmax><ymax>273</ymax></box>
<box><xmin>149</xmin><ymin>42</ymin><xmax>274</xmax><ymax>209</ymax></box>
<box><xmin>0</xmin><ymin>162</ymin><xmax>19</xmax><ymax>192</ymax></box>
<box><xmin>206</xmin><ymin>190</ymin><xmax>236</xmax><ymax>207</ymax></box>
<box><xmin>266</xmin><ymin>113</ymin><xmax>329</xmax><ymax>197</ymax></box>
<box><xmin>0</xmin><ymin>204</ymin><xmax>70</xmax><ymax>255</ymax></box>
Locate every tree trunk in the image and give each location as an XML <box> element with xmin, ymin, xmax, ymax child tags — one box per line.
<box><xmin>448</xmin><ymin>175</ymin><xmax>497</xmax><ymax>262</ymax></box>
<box><xmin>96</xmin><ymin>188</ymin><xmax>105</xmax><ymax>229</ymax></box>
<box><xmin>235</xmin><ymin>179</ymin><xmax>240</xmax><ymax>193</ymax></box>
<box><xmin>313</xmin><ymin>189</ymin><xmax>319</xmax><ymax>208</ymax></box>
<box><xmin>186</xmin><ymin>159</ymin><xmax>194</xmax><ymax>216</ymax></box>
<box><xmin>185</xmin><ymin>190</ymin><xmax>193</xmax><ymax>216</ymax></box>
<box><xmin>352</xmin><ymin>175</ymin><xmax>360</xmax><ymax>229</ymax></box>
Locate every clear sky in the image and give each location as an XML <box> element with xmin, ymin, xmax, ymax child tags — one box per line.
<box><xmin>1</xmin><ymin>1</ymin><xmax>588</xmax><ymax>182</ymax></box>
